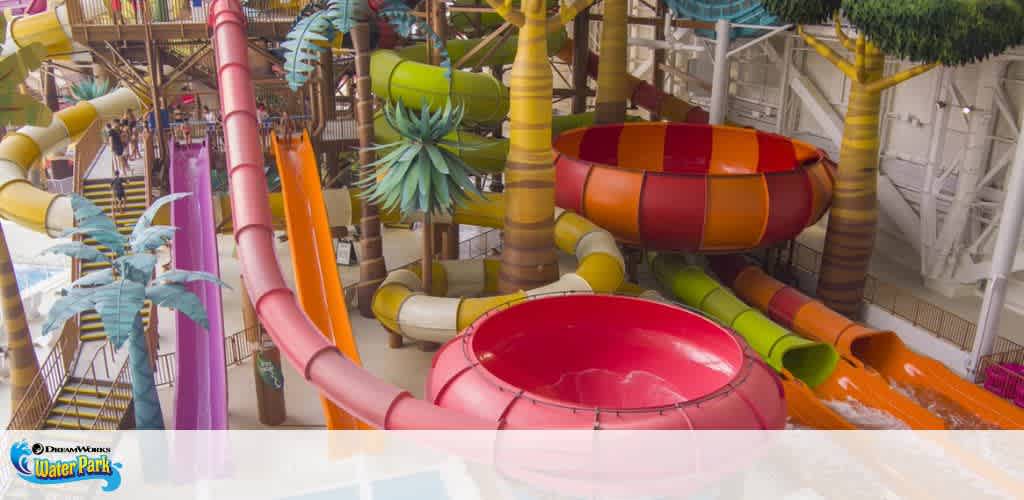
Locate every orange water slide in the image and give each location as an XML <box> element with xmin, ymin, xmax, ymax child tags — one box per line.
<box><xmin>272</xmin><ymin>131</ymin><xmax>368</xmax><ymax>429</ymax></box>
<box><xmin>710</xmin><ymin>255</ymin><xmax>1024</xmax><ymax>429</ymax></box>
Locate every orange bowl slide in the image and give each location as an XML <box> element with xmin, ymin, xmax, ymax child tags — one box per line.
<box><xmin>554</xmin><ymin>123</ymin><xmax>835</xmax><ymax>252</ymax></box>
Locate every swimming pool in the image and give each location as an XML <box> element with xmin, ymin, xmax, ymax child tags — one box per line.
<box><xmin>13</xmin><ymin>264</ymin><xmax>61</xmax><ymax>292</ymax></box>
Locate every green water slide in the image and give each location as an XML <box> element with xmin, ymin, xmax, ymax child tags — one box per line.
<box><xmin>651</xmin><ymin>254</ymin><xmax>838</xmax><ymax>388</ymax></box>
<box><xmin>371</xmin><ymin>30</ymin><xmax>620</xmax><ymax>172</ymax></box>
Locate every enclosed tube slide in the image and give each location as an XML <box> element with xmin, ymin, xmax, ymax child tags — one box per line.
<box><xmin>372</xmin><ymin>206</ymin><xmax>625</xmax><ymax>343</ymax></box>
<box><xmin>650</xmin><ymin>257</ymin><xmax>946</xmax><ymax>429</ymax></box>
<box><xmin>1</xmin><ymin>3</ymin><xmax>72</xmax><ymax>58</ymax></box>
<box><xmin>270</xmin><ymin>130</ymin><xmax>367</xmax><ymax>430</ymax></box>
<box><xmin>168</xmin><ymin>139</ymin><xmax>228</xmax><ymax>430</ymax></box>
<box><xmin>650</xmin><ymin>255</ymin><xmax>837</xmax><ymax>386</ymax></box>
<box><xmin>710</xmin><ymin>255</ymin><xmax>1024</xmax><ymax>429</ymax></box>
<box><xmin>0</xmin><ymin>88</ymin><xmax>141</xmax><ymax>235</ymax></box>
<box><xmin>211</xmin><ymin>0</ymin><xmax>492</xmax><ymax>429</ymax></box>
<box><xmin>554</xmin><ymin>122</ymin><xmax>834</xmax><ymax>253</ymax></box>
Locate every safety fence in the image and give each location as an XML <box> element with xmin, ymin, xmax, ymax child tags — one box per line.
<box><xmin>977</xmin><ymin>348</ymin><xmax>1024</xmax><ymax>405</ymax></box>
<box><xmin>68</xmin><ymin>0</ymin><xmax>300</xmax><ymax>27</ymax></box>
<box><xmin>154</xmin><ymin>327</ymin><xmax>262</xmax><ymax>387</ymax></box>
<box><xmin>787</xmin><ymin>241</ymin><xmax>1024</xmax><ymax>356</ymax></box>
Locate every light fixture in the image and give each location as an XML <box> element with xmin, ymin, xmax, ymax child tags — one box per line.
<box><xmin>962</xmin><ymin>106</ymin><xmax>973</xmax><ymax>115</ymax></box>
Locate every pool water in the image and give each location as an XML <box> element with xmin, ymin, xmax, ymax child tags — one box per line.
<box><xmin>13</xmin><ymin>264</ymin><xmax>60</xmax><ymax>292</ymax></box>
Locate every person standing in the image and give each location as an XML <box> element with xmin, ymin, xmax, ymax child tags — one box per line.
<box><xmin>111</xmin><ymin>170</ymin><xmax>128</xmax><ymax>216</ymax></box>
<box><xmin>108</xmin><ymin>122</ymin><xmax>126</xmax><ymax>177</ymax></box>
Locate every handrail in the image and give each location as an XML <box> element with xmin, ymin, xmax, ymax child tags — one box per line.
<box><xmin>46</xmin><ymin>342</ymin><xmax>114</xmax><ymax>430</ymax></box>
<box><xmin>92</xmin><ymin>358</ymin><xmax>133</xmax><ymax>430</ymax></box>
<box><xmin>6</xmin><ymin>321</ymin><xmax>79</xmax><ymax>429</ymax></box>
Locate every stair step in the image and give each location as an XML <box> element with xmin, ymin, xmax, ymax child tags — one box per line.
<box><xmin>84</xmin><ymin>176</ymin><xmax>144</xmax><ymax>186</ymax></box>
<box><xmin>80</xmin><ymin>309</ymin><xmax>150</xmax><ymax>324</ymax></box>
<box><xmin>49</xmin><ymin>405</ymin><xmax>121</xmax><ymax>422</ymax></box>
<box><xmin>44</xmin><ymin>418</ymin><xmax>90</xmax><ymax>430</ymax></box>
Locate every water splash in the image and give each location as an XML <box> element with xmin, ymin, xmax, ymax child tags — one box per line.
<box><xmin>891</xmin><ymin>382</ymin><xmax>1000</xmax><ymax>430</ymax></box>
<box><xmin>823</xmin><ymin>398</ymin><xmax>909</xmax><ymax>429</ymax></box>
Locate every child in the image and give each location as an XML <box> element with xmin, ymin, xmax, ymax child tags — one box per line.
<box><xmin>111</xmin><ymin>170</ymin><xmax>127</xmax><ymax>215</ymax></box>
<box><xmin>279</xmin><ymin>111</ymin><xmax>294</xmax><ymax>144</ymax></box>
<box><xmin>108</xmin><ymin>122</ymin><xmax>126</xmax><ymax>177</ymax></box>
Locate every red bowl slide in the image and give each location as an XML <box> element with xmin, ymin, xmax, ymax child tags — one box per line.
<box><xmin>428</xmin><ymin>295</ymin><xmax>785</xmax><ymax>429</ymax></box>
<box><xmin>554</xmin><ymin>122</ymin><xmax>835</xmax><ymax>252</ymax></box>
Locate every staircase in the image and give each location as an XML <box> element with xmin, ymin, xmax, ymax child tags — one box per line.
<box><xmin>40</xmin><ymin>176</ymin><xmax>154</xmax><ymax>430</ymax></box>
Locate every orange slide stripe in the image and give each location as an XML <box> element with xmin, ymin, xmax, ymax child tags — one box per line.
<box><xmin>273</xmin><ymin>132</ymin><xmax>367</xmax><ymax>430</ymax></box>
<box><xmin>709</xmin><ymin>126</ymin><xmax>759</xmax><ymax>175</ymax></box>
<box><xmin>702</xmin><ymin>176</ymin><xmax>768</xmax><ymax>250</ymax></box>
<box><xmin>616</xmin><ymin>123</ymin><xmax>666</xmax><ymax>172</ymax></box>
<box><xmin>582</xmin><ymin>166</ymin><xmax>643</xmax><ymax>243</ymax></box>
<box><xmin>555</xmin><ymin>128</ymin><xmax>586</xmax><ymax>158</ymax></box>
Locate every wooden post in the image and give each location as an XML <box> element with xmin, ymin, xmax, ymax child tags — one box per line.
<box><xmin>144</xmin><ymin>32</ymin><xmax>168</xmax><ymax>189</ymax></box>
<box><xmin>254</xmin><ymin>341</ymin><xmax>286</xmax><ymax>426</ymax></box>
<box><xmin>240</xmin><ymin>276</ymin><xmax>261</xmax><ymax>344</ymax></box>
<box><xmin>429</xmin><ymin>0</ymin><xmax>459</xmax><ymax>254</ymax></box>
<box><xmin>320</xmin><ymin>49</ymin><xmax>341</xmax><ymax>182</ymax></box>
<box><xmin>43</xmin><ymin>63</ymin><xmax>59</xmax><ymax>112</ymax></box>
<box><xmin>651</xmin><ymin>2</ymin><xmax>667</xmax><ymax>120</ymax></box>
<box><xmin>571</xmin><ymin>8</ymin><xmax>591</xmax><ymax>114</ymax></box>
<box><xmin>442</xmin><ymin>223</ymin><xmax>459</xmax><ymax>259</ymax></box>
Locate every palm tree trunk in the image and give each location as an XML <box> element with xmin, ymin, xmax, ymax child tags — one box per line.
<box><xmin>815</xmin><ymin>45</ymin><xmax>885</xmax><ymax>317</ymax></box>
<box><xmin>128</xmin><ymin>315</ymin><xmax>165</xmax><ymax>429</ymax></box>
<box><xmin>498</xmin><ymin>0</ymin><xmax>560</xmax><ymax>293</ymax></box>
<box><xmin>0</xmin><ymin>223</ymin><xmax>41</xmax><ymax>410</ymax></box>
<box><xmin>594</xmin><ymin>0</ymin><xmax>628</xmax><ymax>123</ymax></box>
<box><xmin>353</xmin><ymin>22</ymin><xmax>388</xmax><ymax>319</ymax></box>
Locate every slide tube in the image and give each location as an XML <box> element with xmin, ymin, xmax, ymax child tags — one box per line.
<box><xmin>271</xmin><ymin>130</ymin><xmax>368</xmax><ymax>430</ymax></box>
<box><xmin>372</xmin><ymin>206</ymin><xmax>625</xmax><ymax>343</ymax></box>
<box><xmin>617</xmin><ymin>279</ymin><xmax>854</xmax><ymax>429</ymax></box>
<box><xmin>168</xmin><ymin>139</ymin><xmax>228</xmax><ymax>429</ymax></box>
<box><xmin>710</xmin><ymin>255</ymin><xmax>1024</xmax><ymax>429</ymax></box>
<box><xmin>0</xmin><ymin>88</ymin><xmax>141</xmax><ymax>235</ymax></box>
<box><xmin>212</xmin><ymin>0</ymin><xmax>492</xmax><ymax>429</ymax></box>
<box><xmin>650</xmin><ymin>254</ymin><xmax>837</xmax><ymax>388</ymax></box>
<box><xmin>1</xmin><ymin>4</ymin><xmax>72</xmax><ymax>58</ymax></box>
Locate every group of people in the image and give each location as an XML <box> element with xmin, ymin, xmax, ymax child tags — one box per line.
<box><xmin>107</xmin><ymin>110</ymin><xmax>142</xmax><ymax>177</ymax></box>
<box><xmin>170</xmin><ymin>104</ymin><xmax>220</xmax><ymax>146</ymax></box>
<box><xmin>256</xmin><ymin>101</ymin><xmax>296</xmax><ymax>145</ymax></box>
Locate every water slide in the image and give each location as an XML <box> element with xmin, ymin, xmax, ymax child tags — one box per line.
<box><xmin>168</xmin><ymin>139</ymin><xmax>228</xmax><ymax>430</ymax></box>
<box><xmin>709</xmin><ymin>255</ymin><xmax>1024</xmax><ymax>430</ymax></box>
<box><xmin>269</xmin><ymin>130</ymin><xmax>367</xmax><ymax>430</ymax></box>
<box><xmin>650</xmin><ymin>256</ymin><xmax>948</xmax><ymax>430</ymax></box>
<box><xmin>0</xmin><ymin>88</ymin><xmax>141</xmax><ymax>236</ymax></box>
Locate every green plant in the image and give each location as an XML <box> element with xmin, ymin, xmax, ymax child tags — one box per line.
<box><xmin>760</xmin><ymin>0</ymin><xmax>1024</xmax><ymax>316</ymax></box>
<box><xmin>357</xmin><ymin>99</ymin><xmax>482</xmax><ymax>292</ymax></box>
<box><xmin>282</xmin><ymin>0</ymin><xmax>451</xmax><ymax>91</ymax></box>
<box><xmin>42</xmin><ymin>194</ymin><xmax>230</xmax><ymax>430</ymax></box>
<box><xmin>0</xmin><ymin>31</ymin><xmax>51</xmax><ymax>127</ymax></box>
<box><xmin>69</xmin><ymin>78</ymin><xmax>113</xmax><ymax>103</ymax></box>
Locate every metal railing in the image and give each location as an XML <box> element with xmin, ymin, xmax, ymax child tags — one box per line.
<box><xmin>6</xmin><ymin>323</ymin><xmax>82</xmax><ymax>430</ymax></box>
<box><xmin>977</xmin><ymin>347</ymin><xmax>1024</xmax><ymax>402</ymax></box>
<box><xmin>154</xmin><ymin>327</ymin><xmax>262</xmax><ymax>388</ymax></box>
<box><xmin>92</xmin><ymin>360</ymin><xmax>133</xmax><ymax>430</ymax></box>
<box><xmin>68</xmin><ymin>0</ymin><xmax>300</xmax><ymax>26</ymax></box>
<box><xmin>787</xmin><ymin>241</ymin><xmax>1024</xmax><ymax>354</ymax></box>
<box><xmin>42</xmin><ymin>341</ymin><xmax>124</xmax><ymax>430</ymax></box>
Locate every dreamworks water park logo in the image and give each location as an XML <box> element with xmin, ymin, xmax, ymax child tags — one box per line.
<box><xmin>9</xmin><ymin>440</ymin><xmax>123</xmax><ymax>492</ymax></box>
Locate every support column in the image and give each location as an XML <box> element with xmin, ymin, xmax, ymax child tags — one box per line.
<box><xmin>429</xmin><ymin>0</ymin><xmax>457</xmax><ymax>260</ymax></box>
<box><xmin>43</xmin><ymin>63</ymin><xmax>59</xmax><ymax>112</ymax></box>
<box><xmin>242</xmin><ymin>275</ymin><xmax>286</xmax><ymax>425</ymax></box>
<box><xmin>708</xmin><ymin>19</ymin><xmax>731</xmax><ymax>125</ymax></box>
<box><xmin>571</xmin><ymin>7</ymin><xmax>590</xmax><ymax>115</ymax></box>
<box><xmin>650</xmin><ymin>3</ymin><xmax>667</xmax><ymax>121</ymax></box>
<box><xmin>968</xmin><ymin>108</ymin><xmax>1024</xmax><ymax>376</ymax></box>
<box><xmin>144</xmin><ymin>35</ymin><xmax>168</xmax><ymax>189</ymax></box>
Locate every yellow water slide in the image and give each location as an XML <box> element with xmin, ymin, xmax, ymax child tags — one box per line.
<box><xmin>0</xmin><ymin>88</ymin><xmax>142</xmax><ymax>235</ymax></box>
<box><xmin>1</xmin><ymin>4</ymin><xmax>72</xmax><ymax>59</ymax></box>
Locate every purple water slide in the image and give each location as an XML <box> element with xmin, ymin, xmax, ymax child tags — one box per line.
<box><xmin>169</xmin><ymin>138</ymin><xmax>228</xmax><ymax>429</ymax></box>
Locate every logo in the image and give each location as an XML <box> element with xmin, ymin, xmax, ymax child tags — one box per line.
<box><xmin>10</xmin><ymin>440</ymin><xmax>123</xmax><ymax>492</ymax></box>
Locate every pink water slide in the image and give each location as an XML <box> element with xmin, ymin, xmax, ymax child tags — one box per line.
<box><xmin>169</xmin><ymin>139</ymin><xmax>228</xmax><ymax>429</ymax></box>
<box><xmin>209</xmin><ymin>0</ymin><xmax>782</xmax><ymax>431</ymax></box>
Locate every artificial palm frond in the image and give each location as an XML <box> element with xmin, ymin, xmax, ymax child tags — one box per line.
<box><xmin>356</xmin><ymin>99</ymin><xmax>483</xmax><ymax>217</ymax></box>
<box><xmin>69</xmin><ymin>78</ymin><xmax>113</xmax><ymax>103</ymax></box>
<box><xmin>282</xmin><ymin>0</ymin><xmax>452</xmax><ymax>91</ymax></box>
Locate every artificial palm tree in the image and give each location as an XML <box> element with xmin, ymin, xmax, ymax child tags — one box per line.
<box><xmin>477</xmin><ymin>0</ymin><xmax>596</xmax><ymax>292</ymax></box>
<box><xmin>762</xmin><ymin>0</ymin><xmax>1024</xmax><ymax>316</ymax></box>
<box><xmin>69</xmin><ymin>78</ymin><xmax>113</xmax><ymax>103</ymax></box>
<box><xmin>42</xmin><ymin>194</ymin><xmax>229</xmax><ymax>430</ymax></box>
<box><xmin>0</xmin><ymin>31</ymin><xmax>57</xmax><ymax>412</ymax></box>
<box><xmin>284</xmin><ymin>0</ymin><xmax>451</xmax><ymax>317</ymax></box>
<box><xmin>357</xmin><ymin>100</ymin><xmax>483</xmax><ymax>296</ymax></box>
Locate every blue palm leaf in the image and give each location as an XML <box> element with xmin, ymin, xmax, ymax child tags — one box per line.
<box><xmin>154</xmin><ymin>270</ymin><xmax>231</xmax><ymax>290</ymax></box>
<box><xmin>146</xmin><ymin>284</ymin><xmax>209</xmax><ymax>329</ymax></box>
<box><xmin>114</xmin><ymin>254</ymin><xmax>157</xmax><ymax>284</ymax></box>
<box><xmin>42</xmin><ymin>288</ymin><xmax>97</xmax><ymax>335</ymax></box>
<box><xmin>72</xmin><ymin>269</ymin><xmax>114</xmax><ymax>288</ymax></box>
<box><xmin>60</xmin><ymin>226</ymin><xmax>126</xmax><ymax>257</ymax></box>
<box><xmin>42</xmin><ymin>242</ymin><xmax>110</xmax><ymax>262</ymax></box>
<box><xmin>132</xmin><ymin>193</ymin><xmax>190</xmax><ymax>242</ymax></box>
<box><xmin>130</xmin><ymin>226</ymin><xmax>178</xmax><ymax>254</ymax></box>
<box><xmin>93</xmin><ymin>281</ymin><xmax>147</xmax><ymax>349</ymax></box>
<box><xmin>283</xmin><ymin>9</ymin><xmax>335</xmax><ymax>91</ymax></box>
